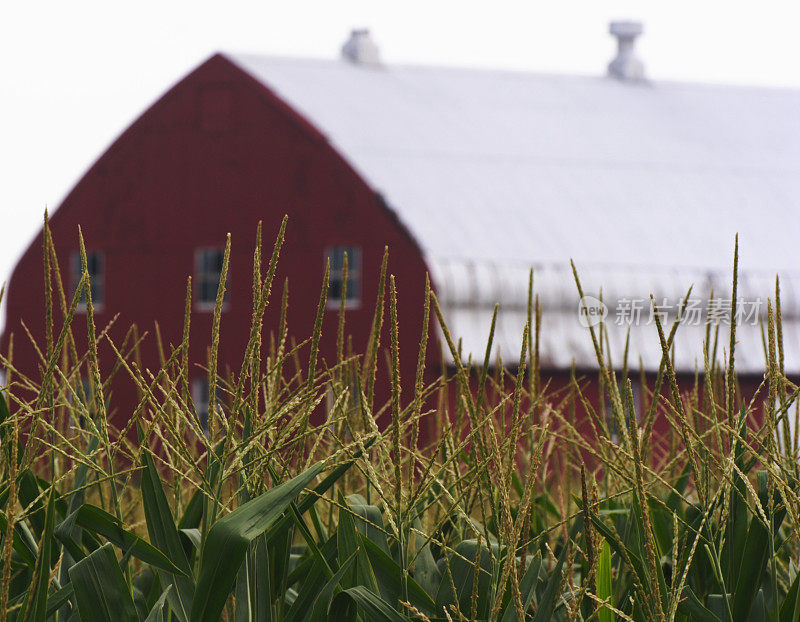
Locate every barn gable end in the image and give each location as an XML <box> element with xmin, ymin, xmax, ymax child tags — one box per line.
<box><xmin>2</xmin><ymin>53</ymin><xmax>436</xmax><ymax>427</ymax></box>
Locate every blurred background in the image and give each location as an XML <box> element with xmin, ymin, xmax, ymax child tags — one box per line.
<box><xmin>2</xmin><ymin>0</ymin><xmax>800</xmax><ymax>332</ymax></box>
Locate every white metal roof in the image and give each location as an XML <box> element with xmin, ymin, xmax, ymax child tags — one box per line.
<box><xmin>229</xmin><ymin>54</ymin><xmax>800</xmax><ymax>374</ymax></box>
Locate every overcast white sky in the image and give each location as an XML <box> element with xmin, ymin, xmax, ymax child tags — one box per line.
<box><xmin>2</xmin><ymin>0</ymin><xmax>800</xmax><ymax>326</ymax></box>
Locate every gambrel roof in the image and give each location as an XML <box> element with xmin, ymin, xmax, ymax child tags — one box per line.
<box><xmin>230</xmin><ymin>53</ymin><xmax>800</xmax><ymax>373</ymax></box>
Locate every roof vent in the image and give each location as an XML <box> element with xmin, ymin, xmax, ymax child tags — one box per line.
<box><xmin>608</xmin><ymin>21</ymin><xmax>645</xmax><ymax>82</ymax></box>
<box><xmin>341</xmin><ymin>29</ymin><xmax>381</xmax><ymax>66</ymax></box>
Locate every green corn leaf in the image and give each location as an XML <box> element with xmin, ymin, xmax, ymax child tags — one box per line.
<box><xmin>264</xmin><ymin>446</ymin><xmax>373</xmax><ymax>547</ymax></box>
<box><xmin>732</xmin><ymin>472</ymin><xmax>786</xmax><ymax>621</ymax></box>
<box><xmin>780</xmin><ymin>569</ymin><xmax>800</xmax><ymax>622</ymax></box>
<box><xmin>52</xmin><ymin>508</ymin><xmax>88</xmax><ymax>564</ymax></box>
<box><xmin>724</xmin><ymin>409</ymin><xmax>750</xmax><ymax>587</ymax></box>
<box><xmin>59</xmin><ymin>435</ymin><xmax>99</xmax><ymax>586</ymax></box>
<box><xmin>68</xmin><ymin>543</ymin><xmax>138</xmax><ymax>622</ymax></box>
<box><xmin>234</xmin><ymin>534</ymin><xmax>272</xmax><ymax>622</ymax></box>
<box><xmin>250</xmin><ymin>535</ymin><xmax>272</xmax><ymax>622</ymax></box>
<box><xmin>582</xmin><ymin>504</ymin><xmax>651</xmax><ymax>602</ymax></box>
<box><xmin>140</xmin><ymin>445</ymin><xmax>195</xmax><ymax>622</ymax></box>
<box><xmin>190</xmin><ymin>462</ymin><xmax>323</xmax><ymax>622</ymax></box>
<box><xmin>536</xmin><ymin>492</ymin><xmax>563</xmax><ymax>521</ymax></box>
<box><xmin>269</xmin><ymin>467</ymin><xmax>333</xmax><ymax>593</ymax></box>
<box><xmin>677</xmin><ymin>587</ymin><xmax>721</xmax><ymax>622</ymax></box>
<box><xmin>434</xmin><ymin>539</ymin><xmax>494</xmax><ymax>620</ymax></box>
<box><xmin>532</xmin><ymin>533</ymin><xmax>571</xmax><ymax>622</ymax></box>
<box><xmin>308</xmin><ymin>549</ymin><xmax>357</xmax><ymax>622</ymax></box>
<box><xmin>665</xmin><ymin>461</ymin><xmax>691</xmax><ymax>514</ymax></box>
<box><xmin>596</xmin><ymin>539</ymin><xmax>614</xmax><ymax>622</ymax></box>
<box><xmin>647</xmin><ymin>499</ymin><xmax>673</xmax><ymax>565</ymax></box>
<box><xmin>346</xmin><ymin>494</ymin><xmax>390</xmax><ymax>554</ymax></box>
<box><xmin>328</xmin><ymin>586</ymin><xmax>411</xmax><ymax>622</ymax></box>
<box><xmin>750</xmin><ymin>589</ymin><xmax>768</xmax><ymax>622</ymax></box>
<box><xmin>180</xmin><ymin>528</ymin><xmax>202</xmax><ymax>552</ymax></box>
<box><xmin>144</xmin><ymin>586</ymin><xmax>174</xmax><ymax>622</ymax></box>
<box><xmin>132</xmin><ymin>567</ymin><xmax>163</xmax><ymax>620</ymax></box>
<box><xmin>707</xmin><ymin>594</ymin><xmax>731</xmax><ymax>620</ymax></box>
<box><xmin>337</xmin><ymin>492</ymin><xmax>378</xmax><ymax>593</ymax></box>
<box><xmin>731</xmin><ymin>522</ymin><xmax>770</xmax><ymax>621</ymax></box>
<box><xmin>360</xmin><ymin>533</ymin><xmax>436</xmax><ymax>614</ymax></box>
<box><xmin>20</xmin><ymin>482</ymin><xmax>56</xmax><ymax>622</ymax></box>
<box><xmin>0</xmin><ymin>509</ymin><xmax>38</xmax><ymax>567</ymax></box>
<box><xmin>234</xmin><ymin>554</ymin><xmax>250</xmax><ymax>622</ymax></box>
<box><xmin>44</xmin><ymin>583</ymin><xmax>75</xmax><ymax>618</ymax></box>
<box><xmin>178</xmin><ymin>490</ymin><xmax>204</xmax><ymax>530</ymax></box>
<box><xmin>55</xmin><ymin>504</ymin><xmax>182</xmax><ymax>574</ymax></box>
<box><xmin>284</xmin><ymin>538</ymin><xmax>334</xmax><ymax>622</ymax></box>
<box><xmin>18</xmin><ymin>470</ymin><xmax>45</xmax><ymax>540</ymax></box>
<box><xmin>630</xmin><ymin>489</ymin><xmax>669</xmax><ymax>615</ymax></box>
<box><xmin>139</xmin><ymin>440</ymin><xmax>193</xmax><ymax>576</ymax></box>
<box><xmin>500</xmin><ymin>551</ymin><xmax>542</xmax><ymax>622</ymax></box>
<box><xmin>409</xmin><ymin>516</ymin><xmax>441</xmax><ymax>598</ymax></box>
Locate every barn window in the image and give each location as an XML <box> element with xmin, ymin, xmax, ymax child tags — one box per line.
<box><xmin>195</xmin><ymin>248</ymin><xmax>228</xmax><ymax>309</ymax></box>
<box><xmin>191</xmin><ymin>378</ymin><xmax>210</xmax><ymax>433</ymax></box>
<box><xmin>191</xmin><ymin>377</ymin><xmax>227</xmax><ymax>434</ymax></box>
<box><xmin>326</xmin><ymin>246</ymin><xmax>361</xmax><ymax>308</ymax></box>
<box><xmin>67</xmin><ymin>376</ymin><xmax>93</xmax><ymax>429</ymax></box>
<box><xmin>70</xmin><ymin>251</ymin><xmax>104</xmax><ymax>311</ymax></box>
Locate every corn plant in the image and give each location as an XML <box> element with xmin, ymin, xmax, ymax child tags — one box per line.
<box><xmin>0</xmin><ymin>219</ymin><xmax>798</xmax><ymax>621</ymax></box>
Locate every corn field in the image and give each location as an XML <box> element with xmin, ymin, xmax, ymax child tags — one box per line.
<box><xmin>0</xmin><ymin>217</ymin><xmax>799</xmax><ymax>621</ymax></box>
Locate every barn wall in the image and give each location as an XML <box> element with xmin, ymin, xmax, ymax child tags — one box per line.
<box><xmin>429</xmin><ymin>367</ymin><xmax>771</xmax><ymax>466</ymax></box>
<box><xmin>1</xmin><ymin>54</ymin><xmax>437</xmax><ymax>431</ymax></box>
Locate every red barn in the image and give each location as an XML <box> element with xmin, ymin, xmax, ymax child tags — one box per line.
<box><xmin>3</xmin><ymin>26</ymin><xmax>800</xmax><ymax>435</ymax></box>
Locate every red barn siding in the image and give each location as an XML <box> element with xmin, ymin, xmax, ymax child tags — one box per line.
<box><xmin>1</xmin><ymin>54</ymin><xmax>772</xmax><ymax>448</ymax></box>
<box><xmin>2</xmin><ymin>54</ymin><xmax>438</xmax><ymax>431</ymax></box>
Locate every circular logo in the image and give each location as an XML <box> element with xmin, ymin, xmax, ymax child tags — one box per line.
<box><xmin>578</xmin><ymin>296</ymin><xmax>608</xmax><ymax>327</ymax></box>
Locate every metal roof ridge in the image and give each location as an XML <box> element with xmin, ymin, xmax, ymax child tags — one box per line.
<box><xmin>226</xmin><ymin>51</ymin><xmax>800</xmax><ymax>93</ymax></box>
